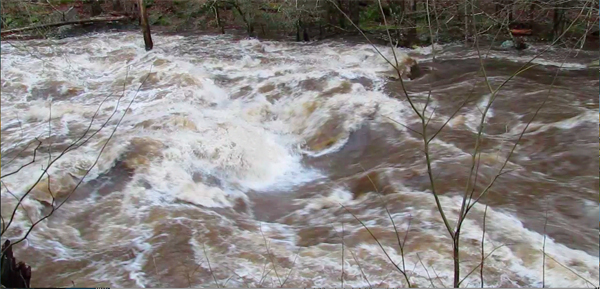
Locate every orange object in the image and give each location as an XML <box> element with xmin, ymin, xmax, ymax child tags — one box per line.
<box><xmin>511</xmin><ymin>29</ymin><xmax>532</xmax><ymax>36</ymax></box>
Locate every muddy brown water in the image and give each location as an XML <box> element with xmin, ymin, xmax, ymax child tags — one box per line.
<box><xmin>1</xmin><ymin>32</ymin><xmax>598</xmax><ymax>287</ymax></box>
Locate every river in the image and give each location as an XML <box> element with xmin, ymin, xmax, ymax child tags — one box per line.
<box><xmin>1</xmin><ymin>32</ymin><xmax>598</xmax><ymax>288</ymax></box>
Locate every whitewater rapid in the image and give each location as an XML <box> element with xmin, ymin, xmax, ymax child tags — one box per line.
<box><xmin>1</xmin><ymin>32</ymin><xmax>598</xmax><ymax>288</ymax></box>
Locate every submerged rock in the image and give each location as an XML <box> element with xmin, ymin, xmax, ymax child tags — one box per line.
<box><xmin>515</xmin><ymin>38</ymin><xmax>528</xmax><ymax>50</ymax></box>
<box><xmin>501</xmin><ymin>40</ymin><xmax>515</xmax><ymax>49</ymax></box>
<box><xmin>407</xmin><ymin>57</ymin><xmax>423</xmax><ymax>79</ymax></box>
<box><xmin>385</xmin><ymin>55</ymin><xmax>422</xmax><ymax>80</ymax></box>
<box><xmin>500</xmin><ymin>39</ymin><xmax>528</xmax><ymax>50</ymax></box>
<box><xmin>121</xmin><ymin>137</ymin><xmax>165</xmax><ymax>171</ymax></box>
<box><xmin>30</xmin><ymin>174</ymin><xmax>79</xmax><ymax>205</ymax></box>
<box><xmin>56</xmin><ymin>25</ymin><xmax>76</xmax><ymax>39</ymax></box>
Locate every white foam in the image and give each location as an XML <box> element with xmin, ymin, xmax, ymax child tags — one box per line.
<box><xmin>1</xmin><ymin>32</ymin><xmax>597</xmax><ymax>288</ymax></box>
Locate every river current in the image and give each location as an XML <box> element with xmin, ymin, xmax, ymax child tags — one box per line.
<box><xmin>1</xmin><ymin>32</ymin><xmax>598</xmax><ymax>287</ymax></box>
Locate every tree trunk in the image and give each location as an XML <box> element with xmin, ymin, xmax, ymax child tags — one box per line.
<box><xmin>457</xmin><ymin>0</ymin><xmax>463</xmax><ymax>31</ymax></box>
<box><xmin>214</xmin><ymin>3</ymin><xmax>224</xmax><ymax>34</ymax></box>
<box><xmin>528</xmin><ymin>1</ymin><xmax>535</xmax><ymax>29</ymax></box>
<box><xmin>303</xmin><ymin>27</ymin><xmax>309</xmax><ymax>41</ymax></box>
<box><xmin>112</xmin><ymin>0</ymin><xmax>122</xmax><ymax>11</ymax></box>
<box><xmin>319</xmin><ymin>22</ymin><xmax>323</xmax><ymax>39</ymax></box>
<box><xmin>405</xmin><ymin>0</ymin><xmax>418</xmax><ymax>47</ymax></box>
<box><xmin>139</xmin><ymin>0</ymin><xmax>153</xmax><ymax>51</ymax></box>
<box><xmin>464</xmin><ymin>0</ymin><xmax>469</xmax><ymax>44</ymax></box>
<box><xmin>552</xmin><ymin>1</ymin><xmax>565</xmax><ymax>40</ymax></box>
<box><xmin>90</xmin><ymin>0</ymin><xmax>103</xmax><ymax>17</ymax></box>
<box><xmin>349</xmin><ymin>0</ymin><xmax>360</xmax><ymax>27</ymax></box>
<box><xmin>232</xmin><ymin>1</ymin><xmax>254</xmax><ymax>37</ymax></box>
<box><xmin>396</xmin><ymin>0</ymin><xmax>404</xmax><ymax>42</ymax></box>
<box><xmin>248</xmin><ymin>23</ymin><xmax>255</xmax><ymax>37</ymax></box>
<box><xmin>337</xmin><ymin>0</ymin><xmax>345</xmax><ymax>29</ymax></box>
<box><xmin>453</xmin><ymin>237</ymin><xmax>461</xmax><ymax>288</ymax></box>
<box><xmin>296</xmin><ymin>18</ymin><xmax>301</xmax><ymax>41</ymax></box>
<box><xmin>508</xmin><ymin>0</ymin><xmax>513</xmax><ymax>24</ymax></box>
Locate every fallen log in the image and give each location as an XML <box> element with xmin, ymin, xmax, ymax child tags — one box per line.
<box><xmin>510</xmin><ymin>28</ymin><xmax>533</xmax><ymax>36</ymax></box>
<box><xmin>0</xmin><ymin>16</ymin><xmax>130</xmax><ymax>37</ymax></box>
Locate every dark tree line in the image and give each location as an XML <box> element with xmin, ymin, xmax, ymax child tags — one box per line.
<box><xmin>2</xmin><ymin>0</ymin><xmax>597</xmax><ymax>47</ymax></box>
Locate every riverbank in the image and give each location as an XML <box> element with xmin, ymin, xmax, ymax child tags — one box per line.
<box><xmin>2</xmin><ymin>0</ymin><xmax>598</xmax><ymax>50</ymax></box>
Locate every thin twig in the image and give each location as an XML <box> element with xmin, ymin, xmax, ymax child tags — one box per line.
<box><xmin>0</xmin><ymin>214</ymin><xmax>4</xmax><ymax>235</ymax></box>
<box><xmin>328</xmin><ymin>222</ymin><xmax>373</xmax><ymax>287</ymax></box>
<box><xmin>466</xmin><ymin>30</ymin><xmax>582</xmax><ymax>213</ymax></box>
<box><xmin>340</xmin><ymin>204</ymin><xmax>411</xmax><ymax>286</ymax></box>
<box><xmin>337</xmin><ymin>0</ymin><xmax>458</xmax><ymax>243</ymax></box>
<box><xmin>1</xmin><ymin>139</ymin><xmax>43</xmax><ymax>179</ymax></box>
<box><xmin>222</xmin><ymin>265</ymin><xmax>251</xmax><ymax>288</ymax></box>
<box><xmin>341</xmin><ymin>221</ymin><xmax>344</xmax><ymax>288</ymax></box>
<box><xmin>152</xmin><ymin>254</ymin><xmax>159</xmax><ymax>277</ymax></box>
<box><xmin>349</xmin><ymin>247</ymin><xmax>372</xmax><ymax>287</ymax></box>
<box><xmin>47</xmin><ymin>100</ymin><xmax>52</xmax><ymax>169</ymax></box>
<box><xmin>2</xmin><ymin>66</ymin><xmax>148</xmax><ymax>254</ymax></box>
<box><xmin>416</xmin><ymin>253</ymin><xmax>436</xmax><ymax>288</ymax></box>
<box><xmin>1</xmin><ymin>69</ymin><xmax>120</xmax><ymax>236</ymax></box>
<box><xmin>454</xmin><ymin>13</ymin><xmax>593</xmax><ymax>282</ymax></box>
<box><xmin>467</xmin><ymin>151</ymin><xmax>483</xmax><ymax>209</ymax></box>
<box><xmin>280</xmin><ymin>248</ymin><xmax>300</xmax><ymax>287</ymax></box>
<box><xmin>260</xmin><ymin>223</ymin><xmax>282</xmax><ymax>287</ymax></box>
<box><xmin>542</xmin><ymin>198</ymin><xmax>549</xmax><ymax>288</ymax></box>
<box><xmin>376</xmin><ymin>270</ymin><xmax>394</xmax><ymax>288</ymax></box>
<box><xmin>541</xmin><ymin>251</ymin><xmax>597</xmax><ymax>288</ymax></box>
<box><xmin>461</xmin><ymin>0</ymin><xmax>592</xmax><ymax>221</ymax></box>
<box><xmin>222</xmin><ymin>275</ymin><xmax>234</xmax><ymax>287</ymax></box>
<box><xmin>480</xmin><ymin>205</ymin><xmax>488</xmax><ymax>288</ymax></box>
<box><xmin>382</xmin><ymin>115</ymin><xmax>423</xmax><ymax>136</ymax></box>
<box><xmin>457</xmin><ymin>244</ymin><xmax>509</xmax><ymax>286</ymax></box>
<box><xmin>258</xmin><ymin>259</ymin><xmax>270</xmax><ymax>287</ymax></box>
<box><xmin>1</xmin><ymin>181</ymin><xmax>34</xmax><ymax>226</ymax></box>
<box><xmin>359</xmin><ymin>164</ymin><xmax>412</xmax><ymax>287</ymax></box>
<box><xmin>202</xmin><ymin>242</ymin><xmax>220</xmax><ymax>288</ymax></box>
<box><xmin>431</xmin><ymin>266</ymin><xmax>447</xmax><ymax>288</ymax></box>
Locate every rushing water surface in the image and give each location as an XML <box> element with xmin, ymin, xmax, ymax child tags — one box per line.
<box><xmin>1</xmin><ymin>32</ymin><xmax>598</xmax><ymax>288</ymax></box>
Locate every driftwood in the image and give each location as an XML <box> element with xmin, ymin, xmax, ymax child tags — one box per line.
<box><xmin>0</xmin><ymin>16</ymin><xmax>129</xmax><ymax>37</ymax></box>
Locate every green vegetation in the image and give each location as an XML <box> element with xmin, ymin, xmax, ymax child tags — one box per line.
<box><xmin>150</xmin><ymin>13</ymin><xmax>171</xmax><ymax>26</ymax></box>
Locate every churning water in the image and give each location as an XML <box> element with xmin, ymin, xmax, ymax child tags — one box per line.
<box><xmin>1</xmin><ymin>32</ymin><xmax>598</xmax><ymax>287</ymax></box>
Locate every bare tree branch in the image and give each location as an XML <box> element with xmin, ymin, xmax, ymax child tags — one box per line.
<box><xmin>259</xmin><ymin>223</ymin><xmax>282</xmax><ymax>287</ymax></box>
<box><xmin>480</xmin><ymin>205</ymin><xmax>488</xmax><ymax>288</ymax></box>
<box><xmin>340</xmin><ymin>203</ymin><xmax>411</xmax><ymax>287</ymax></box>
<box><xmin>202</xmin><ymin>242</ymin><xmax>220</xmax><ymax>288</ymax></box>
<box><xmin>417</xmin><ymin>253</ymin><xmax>436</xmax><ymax>288</ymax></box>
